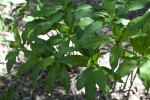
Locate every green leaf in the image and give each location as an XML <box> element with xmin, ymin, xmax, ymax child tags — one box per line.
<box><xmin>22</xmin><ymin>18</ymin><xmax>50</xmax><ymax>44</ymax></box>
<box><xmin>64</xmin><ymin>4</ymin><xmax>75</xmax><ymax>27</ymax></box>
<box><xmin>101</xmin><ymin>66</ymin><xmax>113</xmax><ymax>76</ymax></box>
<box><xmin>26</xmin><ymin>0</ymin><xmax>30</xmax><ymax>7</ymax></box>
<box><xmin>91</xmin><ymin>12</ymin><xmax>106</xmax><ymax>20</ymax></box>
<box><xmin>23</xmin><ymin>13</ymin><xmax>64</xmax><ymax>44</ymax></box>
<box><xmin>78</xmin><ymin>66</ymin><xmax>108</xmax><ymax>100</ymax></box>
<box><xmin>59</xmin><ymin>65</ymin><xmax>70</xmax><ymax>92</ymax></box>
<box><xmin>74</xmin><ymin>25</ymin><xmax>84</xmax><ymax>41</ymax></box>
<box><xmin>60</xmin><ymin>55</ymin><xmax>89</xmax><ymax>66</ymax></box>
<box><xmin>32</xmin><ymin>56</ymin><xmax>55</xmax><ymax>87</ymax></box>
<box><xmin>49</xmin><ymin>0</ymin><xmax>62</xmax><ymax>6</ymax></box>
<box><xmin>75</xmin><ymin>4</ymin><xmax>93</xmax><ymax>19</ymax></box>
<box><xmin>144</xmin><ymin>48</ymin><xmax>150</xmax><ymax>58</ymax></box>
<box><xmin>34</xmin><ymin>38</ymin><xmax>56</xmax><ymax>55</ymax></box>
<box><xmin>2</xmin><ymin>86</ymin><xmax>14</xmax><ymax>100</ymax></box>
<box><xmin>22</xmin><ymin>46</ymin><xmax>41</xmax><ymax>59</ymax></box>
<box><xmin>37</xmin><ymin>0</ymin><xmax>46</xmax><ymax>10</ymax></box>
<box><xmin>138</xmin><ymin>57</ymin><xmax>150</xmax><ymax>91</ymax></box>
<box><xmin>46</xmin><ymin>64</ymin><xmax>57</xmax><ymax>92</ymax></box>
<box><xmin>122</xmin><ymin>49</ymin><xmax>137</xmax><ymax>58</ymax></box>
<box><xmin>49</xmin><ymin>0</ymin><xmax>71</xmax><ymax>7</ymax></box>
<box><xmin>142</xmin><ymin>18</ymin><xmax>150</xmax><ymax>35</ymax></box>
<box><xmin>76</xmin><ymin>68</ymin><xmax>89</xmax><ymax>90</ymax></box>
<box><xmin>13</xmin><ymin>5</ymin><xmax>27</xmax><ymax>19</ymax></box>
<box><xmin>17</xmin><ymin>59</ymin><xmax>37</xmax><ymax>76</ymax></box>
<box><xmin>43</xmin><ymin>12</ymin><xmax>64</xmax><ymax>34</ymax></box>
<box><xmin>115</xmin><ymin>18</ymin><xmax>130</xmax><ymax>26</ymax></box>
<box><xmin>11</xmin><ymin>4</ymin><xmax>25</xmax><ymax>15</ymax></box>
<box><xmin>73</xmin><ymin>27</ymin><xmax>90</xmax><ymax>57</ymax></box>
<box><xmin>6</xmin><ymin>49</ymin><xmax>19</xmax><ymax>73</ymax></box>
<box><xmin>69</xmin><ymin>34</ymin><xmax>78</xmax><ymax>45</ymax></box>
<box><xmin>112</xmin><ymin>23</ymin><xmax>122</xmax><ymax>37</ymax></box>
<box><xmin>79</xmin><ymin>21</ymin><xmax>104</xmax><ymax>43</ymax></box>
<box><xmin>47</xmin><ymin>34</ymin><xmax>64</xmax><ymax>45</ymax></box>
<box><xmin>93</xmin><ymin>52</ymin><xmax>107</xmax><ymax>64</ymax></box>
<box><xmin>53</xmin><ymin>23</ymin><xmax>69</xmax><ymax>34</ymax></box>
<box><xmin>0</xmin><ymin>76</ymin><xmax>3</xmax><ymax>81</ymax></box>
<box><xmin>66</xmin><ymin>47</ymin><xmax>79</xmax><ymax>52</ymax></box>
<box><xmin>31</xmin><ymin>6</ymin><xmax>63</xmax><ymax>17</ymax></box>
<box><xmin>22</xmin><ymin>16</ymin><xmax>35</xmax><ymax>22</ymax></box>
<box><xmin>130</xmin><ymin>37</ymin><xmax>145</xmax><ymax>55</ymax></box>
<box><xmin>77</xmin><ymin>17</ymin><xmax>94</xmax><ymax>29</ymax></box>
<box><xmin>85</xmin><ymin>67</ymin><xmax>96</xmax><ymax>100</ymax></box>
<box><xmin>116</xmin><ymin>58</ymin><xmax>139</xmax><ymax>78</ymax></box>
<box><xmin>101</xmin><ymin>67</ymin><xmax>123</xmax><ymax>83</ymax></box>
<box><xmin>102</xmin><ymin>0</ymin><xmax>115</xmax><ymax>15</ymax></box>
<box><xmin>76</xmin><ymin>4</ymin><xmax>92</xmax><ymax>12</ymax></box>
<box><xmin>81</xmin><ymin>35</ymin><xmax>116</xmax><ymax>49</ymax></box>
<box><xmin>110</xmin><ymin>42</ymin><xmax>123</xmax><ymax>71</ymax></box>
<box><xmin>130</xmin><ymin>36</ymin><xmax>150</xmax><ymax>55</ymax></box>
<box><xmin>56</xmin><ymin>37</ymin><xmax>69</xmax><ymax>58</ymax></box>
<box><xmin>10</xmin><ymin>23</ymin><xmax>21</xmax><ymax>44</ymax></box>
<box><xmin>116</xmin><ymin>0</ymin><xmax>150</xmax><ymax>17</ymax></box>
<box><xmin>120</xmin><ymin>12</ymin><xmax>150</xmax><ymax>41</ymax></box>
<box><xmin>94</xmin><ymin>65</ymin><xmax>110</xmax><ymax>95</ymax></box>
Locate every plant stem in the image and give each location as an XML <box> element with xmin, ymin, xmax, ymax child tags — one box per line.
<box><xmin>127</xmin><ymin>67</ymin><xmax>139</xmax><ymax>98</ymax></box>
<box><xmin>123</xmin><ymin>74</ymin><xmax>130</xmax><ymax>90</ymax></box>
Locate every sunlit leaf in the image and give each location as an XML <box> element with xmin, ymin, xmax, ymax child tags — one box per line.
<box><xmin>116</xmin><ymin>58</ymin><xmax>139</xmax><ymax>78</ymax></box>
<box><xmin>102</xmin><ymin>0</ymin><xmax>115</xmax><ymax>15</ymax></box>
<box><xmin>138</xmin><ymin>57</ymin><xmax>150</xmax><ymax>91</ymax></box>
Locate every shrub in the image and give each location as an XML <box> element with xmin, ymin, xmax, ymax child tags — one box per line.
<box><xmin>2</xmin><ymin>0</ymin><xmax>150</xmax><ymax>99</ymax></box>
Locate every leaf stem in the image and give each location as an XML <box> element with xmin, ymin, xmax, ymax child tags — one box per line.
<box><xmin>127</xmin><ymin>66</ymin><xmax>139</xmax><ymax>98</ymax></box>
<box><xmin>123</xmin><ymin>74</ymin><xmax>130</xmax><ymax>90</ymax></box>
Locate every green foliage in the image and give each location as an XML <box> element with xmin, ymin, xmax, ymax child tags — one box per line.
<box><xmin>2</xmin><ymin>0</ymin><xmax>150</xmax><ymax>99</ymax></box>
<box><xmin>31</xmin><ymin>56</ymin><xmax>55</xmax><ymax>87</ymax></box>
<box><xmin>102</xmin><ymin>0</ymin><xmax>115</xmax><ymax>16</ymax></box>
<box><xmin>138</xmin><ymin>57</ymin><xmax>150</xmax><ymax>91</ymax></box>
<box><xmin>46</xmin><ymin>64</ymin><xmax>57</xmax><ymax>92</ymax></box>
<box><xmin>0</xmin><ymin>15</ymin><xmax>5</xmax><ymax>31</ymax></box>
<box><xmin>115</xmin><ymin>58</ymin><xmax>139</xmax><ymax>78</ymax></box>
<box><xmin>60</xmin><ymin>55</ymin><xmax>89</xmax><ymax>66</ymax></box>
<box><xmin>77</xmin><ymin>65</ymin><xmax>110</xmax><ymax>100</ymax></box>
<box><xmin>6</xmin><ymin>49</ymin><xmax>19</xmax><ymax>73</ymax></box>
<box><xmin>59</xmin><ymin>64</ymin><xmax>70</xmax><ymax>92</ymax></box>
<box><xmin>80</xmin><ymin>35</ymin><xmax>116</xmax><ymax>49</ymax></box>
<box><xmin>2</xmin><ymin>86</ymin><xmax>14</xmax><ymax>100</ymax></box>
<box><xmin>79</xmin><ymin>21</ymin><xmax>104</xmax><ymax>42</ymax></box>
<box><xmin>110</xmin><ymin>42</ymin><xmax>123</xmax><ymax>71</ymax></box>
<box><xmin>116</xmin><ymin>0</ymin><xmax>150</xmax><ymax>17</ymax></box>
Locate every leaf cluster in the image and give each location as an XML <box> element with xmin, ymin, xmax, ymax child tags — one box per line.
<box><xmin>2</xmin><ymin>0</ymin><xmax>150</xmax><ymax>99</ymax></box>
